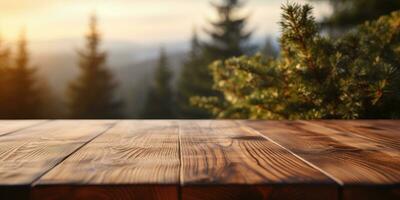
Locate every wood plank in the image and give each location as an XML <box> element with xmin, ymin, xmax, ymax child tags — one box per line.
<box><xmin>0</xmin><ymin>120</ymin><xmax>115</xmax><ymax>200</ymax></box>
<box><xmin>180</xmin><ymin>120</ymin><xmax>338</xmax><ymax>200</ymax></box>
<box><xmin>298</xmin><ymin>120</ymin><xmax>400</xmax><ymax>184</ymax></box>
<box><xmin>33</xmin><ymin>120</ymin><xmax>180</xmax><ymax>200</ymax></box>
<box><xmin>310</xmin><ymin>120</ymin><xmax>400</xmax><ymax>157</ymax></box>
<box><xmin>0</xmin><ymin>120</ymin><xmax>47</xmax><ymax>137</ymax></box>
<box><xmin>244</xmin><ymin>120</ymin><xmax>400</xmax><ymax>200</ymax></box>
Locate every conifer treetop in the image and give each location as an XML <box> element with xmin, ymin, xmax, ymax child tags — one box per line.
<box><xmin>193</xmin><ymin>2</ymin><xmax>400</xmax><ymax>119</ymax></box>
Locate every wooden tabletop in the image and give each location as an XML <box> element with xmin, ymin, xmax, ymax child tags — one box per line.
<box><xmin>0</xmin><ymin>120</ymin><xmax>399</xmax><ymax>200</ymax></box>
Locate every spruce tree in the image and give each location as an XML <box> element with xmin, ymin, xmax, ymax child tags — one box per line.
<box><xmin>203</xmin><ymin>0</ymin><xmax>251</xmax><ymax>60</ymax></box>
<box><xmin>67</xmin><ymin>15</ymin><xmax>122</xmax><ymax>119</ymax></box>
<box><xmin>7</xmin><ymin>31</ymin><xmax>42</xmax><ymax>119</ymax></box>
<box><xmin>0</xmin><ymin>36</ymin><xmax>11</xmax><ymax>118</ymax></box>
<box><xmin>193</xmin><ymin>3</ymin><xmax>400</xmax><ymax>119</ymax></box>
<box><xmin>141</xmin><ymin>48</ymin><xmax>175</xmax><ymax>119</ymax></box>
<box><xmin>177</xmin><ymin>0</ymin><xmax>252</xmax><ymax>118</ymax></box>
<box><xmin>177</xmin><ymin>31</ymin><xmax>213</xmax><ymax>118</ymax></box>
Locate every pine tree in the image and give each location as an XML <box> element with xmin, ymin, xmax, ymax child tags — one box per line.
<box><xmin>177</xmin><ymin>31</ymin><xmax>213</xmax><ymax>118</ymax></box>
<box><xmin>176</xmin><ymin>0</ymin><xmax>252</xmax><ymax>118</ymax></box>
<box><xmin>67</xmin><ymin>15</ymin><xmax>122</xmax><ymax>119</ymax></box>
<box><xmin>6</xmin><ymin>31</ymin><xmax>42</xmax><ymax>119</ymax></box>
<box><xmin>141</xmin><ymin>47</ymin><xmax>175</xmax><ymax>119</ymax></box>
<box><xmin>203</xmin><ymin>0</ymin><xmax>252</xmax><ymax>60</ymax></box>
<box><xmin>193</xmin><ymin>3</ymin><xmax>400</xmax><ymax>119</ymax></box>
<box><xmin>0</xmin><ymin>35</ymin><xmax>11</xmax><ymax>118</ymax></box>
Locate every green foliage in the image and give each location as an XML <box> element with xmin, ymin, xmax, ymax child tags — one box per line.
<box><xmin>177</xmin><ymin>0</ymin><xmax>252</xmax><ymax>118</ymax></box>
<box><xmin>177</xmin><ymin>31</ymin><xmax>213</xmax><ymax>118</ymax></box>
<box><xmin>193</xmin><ymin>3</ymin><xmax>400</xmax><ymax>119</ymax></box>
<box><xmin>141</xmin><ymin>48</ymin><xmax>175</xmax><ymax>119</ymax></box>
<box><xmin>3</xmin><ymin>32</ymin><xmax>44</xmax><ymax>119</ymax></box>
<box><xmin>312</xmin><ymin>0</ymin><xmax>400</xmax><ymax>32</ymax></box>
<box><xmin>204</xmin><ymin>0</ymin><xmax>252</xmax><ymax>60</ymax></box>
<box><xmin>67</xmin><ymin>15</ymin><xmax>122</xmax><ymax>119</ymax></box>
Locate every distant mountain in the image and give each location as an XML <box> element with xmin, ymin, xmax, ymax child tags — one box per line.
<box><xmin>115</xmin><ymin>52</ymin><xmax>186</xmax><ymax>117</ymax></box>
<box><xmin>27</xmin><ymin>37</ymin><xmax>266</xmax><ymax>118</ymax></box>
<box><xmin>30</xmin><ymin>40</ymin><xmax>187</xmax><ymax>118</ymax></box>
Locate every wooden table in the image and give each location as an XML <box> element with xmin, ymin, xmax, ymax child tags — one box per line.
<box><xmin>0</xmin><ymin>120</ymin><xmax>399</xmax><ymax>200</ymax></box>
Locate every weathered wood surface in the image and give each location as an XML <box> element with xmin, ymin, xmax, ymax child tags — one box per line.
<box><xmin>311</xmin><ymin>120</ymin><xmax>400</xmax><ymax>156</ymax></box>
<box><xmin>179</xmin><ymin>121</ymin><xmax>337</xmax><ymax>200</ymax></box>
<box><xmin>34</xmin><ymin>120</ymin><xmax>180</xmax><ymax>200</ymax></box>
<box><xmin>36</xmin><ymin>120</ymin><xmax>180</xmax><ymax>185</ymax></box>
<box><xmin>244</xmin><ymin>120</ymin><xmax>400</xmax><ymax>200</ymax></box>
<box><xmin>0</xmin><ymin>120</ymin><xmax>47</xmax><ymax>137</ymax></box>
<box><xmin>0</xmin><ymin>120</ymin><xmax>398</xmax><ymax>200</ymax></box>
<box><xmin>0</xmin><ymin>120</ymin><xmax>115</xmax><ymax>200</ymax></box>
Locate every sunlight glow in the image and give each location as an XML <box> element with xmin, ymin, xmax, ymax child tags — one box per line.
<box><xmin>0</xmin><ymin>0</ymin><xmax>330</xmax><ymax>43</ymax></box>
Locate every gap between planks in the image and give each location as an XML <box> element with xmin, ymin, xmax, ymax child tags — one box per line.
<box><xmin>241</xmin><ymin>123</ymin><xmax>345</xmax><ymax>200</ymax></box>
<box><xmin>31</xmin><ymin>120</ymin><xmax>120</xmax><ymax>186</ymax></box>
<box><xmin>33</xmin><ymin>121</ymin><xmax>342</xmax><ymax>185</ymax></box>
<box><xmin>240</xmin><ymin>123</ymin><xmax>344</xmax><ymax>186</ymax></box>
<box><xmin>29</xmin><ymin>120</ymin><xmax>345</xmax><ymax>200</ymax></box>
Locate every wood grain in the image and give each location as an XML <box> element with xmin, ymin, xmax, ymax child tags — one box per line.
<box><xmin>310</xmin><ymin>120</ymin><xmax>400</xmax><ymax>157</ymax></box>
<box><xmin>0</xmin><ymin>120</ymin><xmax>47</xmax><ymax>137</ymax></box>
<box><xmin>34</xmin><ymin>120</ymin><xmax>180</xmax><ymax>200</ymax></box>
<box><xmin>244</xmin><ymin>120</ymin><xmax>400</xmax><ymax>200</ymax></box>
<box><xmin>298</xmin><ymin>120</ymin><xmax>400</xmax><ymax>185</ymax></box>
<box><xmin>1</xmin><ymin>120</ymin><xmax>398</xmax><ymax>200</ymax></box>
<box><xmin>180</xmin><ymin>120</ymin><xmax>337</xmax><ymax>200</ymax></box>
<box><xmin>36</xmin><ymin>120</ymin><xmax>180</xmax><ymax>185</ymax></box>
<box><xmin>0</xmin><ymin>120</ymin><xmax>115</xmax><ymax>185</ymax></box>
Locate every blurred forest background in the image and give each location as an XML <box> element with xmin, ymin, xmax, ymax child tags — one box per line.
<box><xmin>0</xmin><ymin>0</ymin><xmax>399</xmax><ymax>119</ymax></box>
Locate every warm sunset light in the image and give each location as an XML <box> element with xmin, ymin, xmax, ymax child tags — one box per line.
<box><xmin>0</xmin><ymin>0</ymin><xmax>330</xmax><ymax>43</ymax></box>
<box><xmin>0</xmin><ymin>1</ymin><xmax>399</xmax><ymax>200</ymax></box>
<box><xmin>0</xmin><ymin>0</ymin><xmax>398</xmax><ymax>120</ymax></box>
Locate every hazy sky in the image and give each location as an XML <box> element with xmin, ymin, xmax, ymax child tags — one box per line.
<box><xmin>0</xmin><ymin>0</ymin><xmax>331</xmax><ymax>44</ymax></box>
